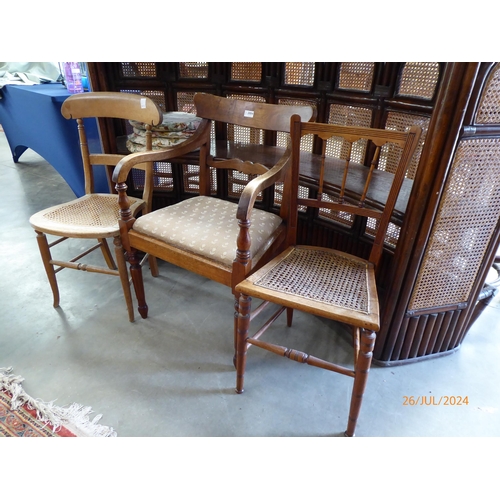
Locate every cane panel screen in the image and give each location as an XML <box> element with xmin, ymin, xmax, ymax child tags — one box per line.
<box><xmin>397</xmin><ymin>62</ymin><xmax>440</xmax><ymax>100</ymax></box>
<box><xmin>276</xmin><ymin>98</ymin><xmax>317</xmax><ymax>151</ymax></box>
<box><xmin>338</xmin><ymin>63</ymin><xmax>375</xmax><ymax>92</ymax></box>
<box><xmin>475</xmin><ymin>64</ymin><xmax>500</xmax><ymax>124</ymax></box>
<box><xmin>176</xmin><ymin>92</ymin><xmax>197</xmax><ymax>114</ymax></box>
<box><xmin>179</xmin><ymin>63</ymin><xmax>208</xmax><ymax>79</ymax></box>
<box><xmin>274</xmin><ymin>183</ymin><xmax>309</xmax><ymax>213</ymax></box>
<box><xmin>183</xmin><ymin>164</ymin><xmax>217</xmax><ymax>195</ymax></box>
<box><xmin>176</xmin><ymin>91</ymin><xmax>216</xmax><ymax>147</ymax></box>
<box><xmin>408</xmin><ymin>138</ymin><xmax>500</xmax><ymax>312</ymax></box>
<box><xmin>327</xmin><ymin>104</ymin><xmax>373</xmax><ymax>161</ymax></box>
<box><xmin>382</xmin><ymin>112</ymin><xmax>429</xmax><ymax>179</ymax></box>
<box><xmin>284</xmin><ymin>63</ymin><xmax>315</xmax><ymax>86</ymax></box>
<box><xmin>120</xmin><ymin>63</ymin><xmax>157</xmax><ymax>78</ymax></box>
<box><xmin>365</xmin><ymin>218</ymin><xmax>401</xmax><ymax>249</ymax></box>
<box><xmin>131</xmin><ymin>161</ymin><xmax>174</xmax><ymax>192</ymax></box>
<box><xmin>119</xmin><ymin>89</ymin><xmax>166</xmax><ymax>111</ymax></box>
<box><xmin>231</xmin><ymin>63</ymin><xmax>262</xmax><ymax>82</ymax></box>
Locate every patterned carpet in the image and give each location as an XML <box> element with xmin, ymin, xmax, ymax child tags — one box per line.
<box><xmin>0</xmin><ymin>367</ymin><xmax>117</xmax><ymax>437</ymax></box>
<box><xmin>0</xmin><ymin>390</ymin><xmax>75</xmax><ymax>437</ymax></box>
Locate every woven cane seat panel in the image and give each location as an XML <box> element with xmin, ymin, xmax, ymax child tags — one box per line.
<box><xmin>409</xmin><ymin>138</ymin><xmax>500</xmax><ymax>311</ymax></box>
<box><xmin>254</xmin><ymin>247</ymin><xmax>371</xmax><ymax>314</ymax></box>
<box><xmin>29</xmin><ymin>194</ymin><xmax>144</xmax><ymax>236</ymax></box>
<box><xmin>132</xmin><ymin>196</ymin><xmax>283</xmax><ymax>267</ymax></box>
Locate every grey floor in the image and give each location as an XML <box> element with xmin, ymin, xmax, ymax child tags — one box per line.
<box><xmin>1</xmin><ymin>129</ymin><xmax>500</xmax><ymax>439</ymax></box>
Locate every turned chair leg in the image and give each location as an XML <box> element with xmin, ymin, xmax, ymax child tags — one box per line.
<box><xmin>345</xmin><ymin>329</ymin><xmax>376</xmax><ymax>437</ymax></box>
<box><xmin>114</xmin><ymin>236</ymin><xmax>134</xmax><ymax>322</ymax></box>
<box><xmin>233</xmin><ymin>296</ymin><xmax>239</xmax><ymax>368</ymax></box>
<box><xmin>35</xmin><ymin>230</ymin><xmax>60</xmax><ymax>308</ymax></box>
<box><xmin>127</xmin><ymin>246</ymin><xmax>148</xmax><ymax>319</ymax></box>
<box><xmin>235</xmin><ymin>293</ymin><xmax>252</xmax><ymax>394</ymax></box>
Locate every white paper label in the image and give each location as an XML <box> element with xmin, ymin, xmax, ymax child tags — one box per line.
<box><xmin>140</xmin><ymin>98</ymin><xmax>147</xmax><ymax>109</ymax></box>
<box><xmin>244</xmin><ymin>110</ymin><xmax>254</xmax><ymax>118</ymax></box>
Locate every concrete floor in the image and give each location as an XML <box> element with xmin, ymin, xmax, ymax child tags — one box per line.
<box><xmin>1</xmin><ymin>129</ymin><xmax>500</xmax><ymax>439</ymax></box>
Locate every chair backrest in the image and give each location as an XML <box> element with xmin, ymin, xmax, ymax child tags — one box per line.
<box><xmin>193</xmin><ymin>93</ymin><xmax>315</xmax><ymax>198</ymax></box>
<box><xmin>194</xmin><ymin>92</ymin><xmax>315</xmax><ymax>133</ymax></box>
<box><xmin>61</xmin><ymin>92</ymin><xmax>163</xmax><ymax>196</ymax></box>
<box><xmin>288</xmin><ymin>115</ymin><xmax>422</xmax><ymax>267</ymax></box>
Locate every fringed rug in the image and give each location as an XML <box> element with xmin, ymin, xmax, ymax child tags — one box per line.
<box><xmin>0</xmin><ymin>367</ymin><xmax>117</xmax><ymax>437</ymax></box>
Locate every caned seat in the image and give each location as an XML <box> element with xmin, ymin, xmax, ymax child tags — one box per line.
<box><xmin>112</xmin><ymin>92</ymin><xmax>315</xmax><ymax>348</ymax></box>
<box><xmin>30</xmin><ymin>194</ymin><xmax>144</xmax><ymax>237</ymax></box>
<box><xmin>235</xmin><ymin>116</ymin><xmax>422</xmax><ymax>436</ymax></box>
<box><xmin>29</xmin><ymin>92</ymin><xmax>165</xmax><ymax>321</ymax></box>
<box><xmin>248</xmin><ymin>246</ymin><xmax>380</xmax><ymax>330</ymax></box>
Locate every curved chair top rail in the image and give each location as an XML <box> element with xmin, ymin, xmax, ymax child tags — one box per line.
<box><xmin>61</xmin><ymin>91</ymin><xmax>163</xmax><ymax>125</ymax></box>
<box><xmin>194</xmin><ymin>92</ymin><xmax>315</xmax><ymax>132</ymax></box>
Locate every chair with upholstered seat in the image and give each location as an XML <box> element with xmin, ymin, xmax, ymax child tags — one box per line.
<box><xmin>29</xmin><ymin>92</ymin><xmax>167</xmax><ymax>322</ymax></box>
<box><xmin>234</xmin><ymin>116</ymin><xmax>421</xmax><ymax>436</ymax></box>
<box><xmin>112</xmin><ymin>92</ymin><xmax>315</xmax><ymax>345</ymax></box>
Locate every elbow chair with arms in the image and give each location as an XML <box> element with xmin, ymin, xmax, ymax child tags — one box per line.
<box><xmin>234</xmin><ymin>115</ymin><xmax>422</xmax><ymax>436</ymax></box>
<box><xmin>112</xmin><ymin>92</ymin><xmax>315</xmax><ymax>348</ymax></box>
<box><xmin>29</xmin><ymin>92</ymin><xmax>164</xmax><ymax>322</ymax></box>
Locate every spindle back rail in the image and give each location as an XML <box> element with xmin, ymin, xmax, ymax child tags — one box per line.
<box><xmin>289</xmin><ymin>120</ymin><xmax>422</xmax><ymax>267</ymax></box>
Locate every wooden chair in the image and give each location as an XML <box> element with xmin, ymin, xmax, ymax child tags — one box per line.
<box><xmin>112</xmin><ymin>92</ymin><xmax>315</xmax><ymax>344</ymax></box>
<box><xmin>234</xmin><ymin>116</ymin><xmax>422</xmax><ymax>436</ymax></box>
<box><xmin>29</xmin><ymin>92</ymin><xmax>163</xmax><ymax>322</ymax></box>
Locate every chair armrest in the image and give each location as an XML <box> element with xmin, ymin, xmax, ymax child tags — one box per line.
<box><xmin>111</xmin><ymin>119</ymin><xmax>211</xmax><ymax>184</ymax></box>
<box><xmin>236</xmin><ymin>143</ymin><xmax>292</xmax><ymax>221</ymax></box>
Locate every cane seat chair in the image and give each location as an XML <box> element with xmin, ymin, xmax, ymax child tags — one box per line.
<box><xmin>234</xmin><ymin>116</ymin><xmax>422</xmax><ymax>436</ymax></box>
<box><xmin>112</xmin><ymin>92</ymin><xmax>315</xmax><ymax>342</ymax></box>
<box><xmin>29</xmin><ymin>92</ymin><xmax>163</xmax><ymax>322</ymax></box>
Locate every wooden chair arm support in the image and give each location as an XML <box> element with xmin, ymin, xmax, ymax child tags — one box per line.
<box><xmin>236</xmin><ymin>144</ymin><xmax>292</xmax><ymax>221</ymax></box>
<box><xmin>111</xmin><ymin>119</ymin><xmax>211</xmax><ymax>184</ymax></box>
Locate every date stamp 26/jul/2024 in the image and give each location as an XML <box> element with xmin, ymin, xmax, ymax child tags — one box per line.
<box><xmin>403</xmin><ymin>395</ymin><xmax>469</xmax><ymax>406</ymax></box>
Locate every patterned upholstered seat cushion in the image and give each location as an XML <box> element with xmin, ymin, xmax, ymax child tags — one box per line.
<box><xmin>133</xmin><ymin>196</ymin><xmax>283</xmax><ymax>267</ymax></box>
